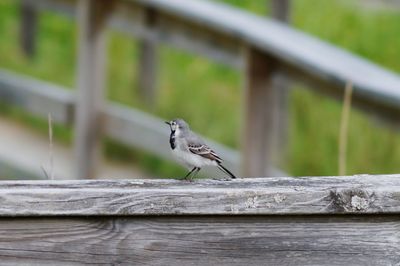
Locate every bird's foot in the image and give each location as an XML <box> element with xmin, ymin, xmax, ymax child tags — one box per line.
<box><xmin>182</xmin><ymin>176</ymin><xmax>194</xmax><ymax>182</ymax></box>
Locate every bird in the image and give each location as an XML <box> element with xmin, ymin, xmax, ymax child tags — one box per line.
<box><xmin>165</xmin><ymin>118</ymin><xmax>237</xmax><ymax>180</ymax></box>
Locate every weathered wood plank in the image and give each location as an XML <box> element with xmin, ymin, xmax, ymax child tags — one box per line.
<box><xmin>0</xmin><ymin>216</ymin><xmax>399</xmax><ymax>265</ymax></box>
<box><xmin>74</xmin><ymin>0</ymin><xmax>112</xmax><ymax>179</ymax></box>
<box><xmin>0</xmin><ymin>175</ymin><xmax>399</xmax><ymax>216</ymax></box>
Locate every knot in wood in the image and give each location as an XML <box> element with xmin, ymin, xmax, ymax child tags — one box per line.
<box><xmin>350</xmin><ymin>195</ymin><xmax>369</xmax><ymax>211</ymax></box>
<box><xmin>329</xmin><ymin>188</ymin><xmax>375</xmax><ymax>213</ymax></box>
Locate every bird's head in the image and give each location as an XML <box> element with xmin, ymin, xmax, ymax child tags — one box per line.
<box><xmin>165</xmin><ymin>118</ymin><xmax>189</xmax><ymax>136</ymax></box>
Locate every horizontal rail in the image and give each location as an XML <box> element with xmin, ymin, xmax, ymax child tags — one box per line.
<box><xmin>0</xmin><ymin>70</ymin><xmax>75</xmax><ymax>125</ymax></box>
<box><xmin>1</xmin><ymin>216</ymin><xmax>399</xmax><ymax>265</ymax></box>
<box><xmin>0</xmin><ymin>69</ymin><xmax>286</xmax><ymax>177</ymax></box>
<box><xmin>0</xmin><ymin>174</ymin><xmax>399</xmax><ymax>216</ymax></box>
<box><xmin>134</xmin><ymin>0</ymin><xmax>400</xmax><ymax>114</ymax></box>
<box><xmin>27</xmin><ymin>0</ymin><xmax>243</xmax><ymax>68</ymax></box>
<box><xmin>25</xmin><ymin>0</ymin><xmax>400</xmax><ymax>123</ymax></box>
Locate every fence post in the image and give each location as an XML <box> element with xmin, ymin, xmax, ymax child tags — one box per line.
<box><xmin>242</xmin><ymin>48</ymin><xmax>278</xmax><ymax>177</ymax></box>
<box><xmin>20</xmin><ymin>0</ymin><xmax>37</xmax><ymax>57</ymax></box>
<box><xmin>137</xmin><ymin>9</ymin><xmax>157</xmax><ymax>107</ymax></box>
<box><xmin>75</xmin><ymin>0</ymin><xmax>112</xmax><ymax>179</ymax></box>
<box><xmin>270</xmin><ymin>0</ymin><xmax>291</xmax><ymax>22</ymax></box>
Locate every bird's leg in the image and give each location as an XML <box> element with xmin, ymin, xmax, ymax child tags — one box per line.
<box><xmin>183</xmin><ymin>167</ymin><xmax>197</xmax><ymax>180</ymax></box>
<box><xmin>190</xmin><ymin>167</ymin><xmax>201</xmax><ymax>180</ymax></box>
<box><xmin>217</xmin><ymin>164</ymin><xmax>237</xmax><ymax>179</ymax></box>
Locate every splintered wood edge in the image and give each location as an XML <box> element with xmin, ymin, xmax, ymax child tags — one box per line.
<box><xmin>0</xmin><ymin>175</ymin><xmax>399</xmax><ymax>216</ymax></box>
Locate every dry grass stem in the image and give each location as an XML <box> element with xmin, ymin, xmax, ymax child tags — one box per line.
<box><xmin>339</xmin><ymin>81</ymin><xmax>353</xmax><ymax>176</ymax></box>
<box><xmin>48</xmin><ymin>113</ymin><xmax>54</xmax><ymax>180</ymax></box>
<box><xmin>41</xmin><ymin>113</ymin><xmax>54</xmax><ymax>180</ymax></box>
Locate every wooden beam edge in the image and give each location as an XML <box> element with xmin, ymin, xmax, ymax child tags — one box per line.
<box><xmin>0</xmin><ymin>175</ymin><xmax>399</xmax><ymax>216</ymax></box>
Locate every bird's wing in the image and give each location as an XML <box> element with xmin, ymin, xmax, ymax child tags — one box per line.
<box><xmin>188</xmin><ymin>142</ymin><xmax>222</xmax><ymax>164</ymax></box>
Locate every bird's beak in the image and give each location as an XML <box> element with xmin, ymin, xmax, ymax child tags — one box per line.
<box><xmin>165</xmin><ymin>121</ymin><xmax>171</xmax><ymax>126</ymax></box>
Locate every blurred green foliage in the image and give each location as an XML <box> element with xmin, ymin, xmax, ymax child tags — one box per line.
<box><xmin>0</xmin><ymin>0</ymin><xmax>399</xmax><ymax>177</ymax></box>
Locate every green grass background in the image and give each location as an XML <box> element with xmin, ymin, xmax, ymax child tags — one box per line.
<box><xmin>0</xmin><ymin>0</ymin><xmax>399</xmax><ymax>177</ymax></box>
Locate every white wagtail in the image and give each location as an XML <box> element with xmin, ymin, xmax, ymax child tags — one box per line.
<box><xmin>165</xmin><ymin>118</ymin><xmax>237</xmax><ymax>180</ymax></box>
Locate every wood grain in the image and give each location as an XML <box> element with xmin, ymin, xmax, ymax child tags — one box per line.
<box><xmin>0</xmin><ymin>175</ymin><xmax>399</xmax><ymax>216</ymax></box>
<box><xmin>0</xmin><ymin>216</ymin><xmax>399</xmax><ymax>265</ymax></box>
<box><xmin>1</xmin><ymin>176</ymin><xmax>400</xmax><ymax>265</ymax></box>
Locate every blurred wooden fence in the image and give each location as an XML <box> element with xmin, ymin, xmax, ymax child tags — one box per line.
<box><xmin>0</xmin><ymin>0</ymin><xmax>399</xmax><ymax>179</ymax></box>
<box><xmin>0</xmin><ymin>175</ymin><xmax>400</xmax><ymax>264</ymax></box>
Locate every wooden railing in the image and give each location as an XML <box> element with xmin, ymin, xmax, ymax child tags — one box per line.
<box><xmin>1</xmin><ymin>0</ymin><xmax>400</xmax><ymax>179</ymax></box>
<box><xmin>0</xmin><ymin>175</ymin><xmax>399</xmax><ymax>264</ymax></box>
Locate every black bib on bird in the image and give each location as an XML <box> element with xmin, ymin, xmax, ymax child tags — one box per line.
<box><xmin>169</xmin><ymin>131</ymin><xmax>176</xmax><ymax>150</ymax></box>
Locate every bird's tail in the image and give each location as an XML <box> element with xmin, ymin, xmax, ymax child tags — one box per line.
<box><xmin>217</xmin><ymin>164</ymin><xmax>237</xmax><ymax>179</ymax></box>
